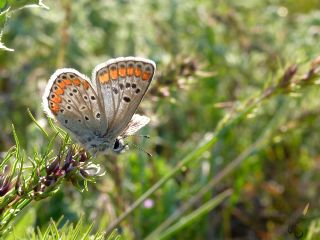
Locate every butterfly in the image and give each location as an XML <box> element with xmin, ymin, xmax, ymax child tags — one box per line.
<box><xmin>43</xmin><ymin>57</ymin><xmax>156</xmax><ymax>154</ymax></box>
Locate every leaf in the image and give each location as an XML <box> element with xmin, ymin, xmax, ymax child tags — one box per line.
<box><xmin>0</xmin><ymin>7</ymin><xmax>13</xmax><ymax>52</ymax></box>
<box><xmin>0</xmin><ymin>0</ymin><xmax>49</xmax><ymax>52</ymax></box>
<box><xmin>6</xmin><ymin>0</ymin><xmax>48</xmax><ymax>11</ymax></box>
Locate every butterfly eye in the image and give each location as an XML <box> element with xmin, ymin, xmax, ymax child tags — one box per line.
<box><xmin>113</xmin><ymin>139</ymin><xmax>120</xmax><ymax>150</ymax></box>
<box><xmin>112</xmin><ymin>138</ymin><xmax>126</xmax><ymax>154</ymax></box>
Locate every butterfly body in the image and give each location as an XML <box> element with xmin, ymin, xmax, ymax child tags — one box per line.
<box><xmin>43</xmin><ymin>57</ymin><xmax>156</xmax><ymax>154</ymax></box>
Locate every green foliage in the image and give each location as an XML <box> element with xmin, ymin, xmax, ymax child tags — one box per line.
<box><xmin>10</xmin><ymin>214</ymin><xmax>120</xmax><ymax>239</ymax></box>
<box><xmin>0</xmin><ymin>112</ymin><xmax>105</xmax><ymax>237</ymax></box>
<box><xmin>0</xmin><ymin>0</ymin><xmax>48</xmax><ymax>51</ymax></box>
<box><xmin>1</xmin><ymin>0</ymin><xmax>320</xmax><ymax>239</ymax></box>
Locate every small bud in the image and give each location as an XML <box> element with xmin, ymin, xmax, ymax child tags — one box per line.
<box><xmin>54</xmin><ymin>168</ymin><xmax>65</xmax><ymax>177</ymax></box>
<box><xmin>65</xmin><ymin>164</ymin><xmax>75</xmax><ymax>174</ymax></box>
<box><xmin>46</xmin><ymin>157</ymin><xmax>60</xmax><ymax>175</ymax></box>
<box><xmin>0</xmin><ymin>178</ymin><xmax>11</xmax><ymax>197</ymax></box>
<box><xmin>33</xmin><ymin>182</ymin><xmax>41</xmax><ymax>193</ymax></box>
<box><xmin>62</xmin><ymin>148</ymin><xmax>73</xmax><ymax>171</ymax></box>
<box><xmin>278</xmin><ymin>64</ymin><xmax>298</xmax><ymax>89</ymax></box>
<box><xmin>79</xmin><ymin>151</ymin><xmax>88</xmax><ymax>162</ymax></box>
<box><xmin>44</xmin><ymin>175</ymin><xmax>57</xmax><ymax>186</ymax></box>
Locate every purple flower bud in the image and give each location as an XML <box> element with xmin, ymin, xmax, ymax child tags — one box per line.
<box><xmin>33</xmin><ymin>183</ymin><xmax>41</xmax><ymax>192</ymax></box>
<box><xmin>65</xmin><ymin>164</ymin><xmax>74</xmax><ymax>174</ymax></box>
<box><xmin>62</xmin><ymin>148</ymin><xmax>73</xmax><ymax>171</ymax></box>
<box><xmin>44</xmin><ymin>175</ymin><xmax>57</xmax><ymax>186</ymax></box>
<box><xmin>46</xmin><ymin>157</ymin><xmax>60</xmax><ymax>175</ymax></box>
<box><xmin>0</xmin><ymin>178</ymin><xmax>11</xmax><ymax>196</ymax></box>
<box><xmin>55</xmin><ymin>169</ymin><xmax>65</xmax><ymax>177</ymax></box>
<box><xmin>79</xmin><ymin>151</ymin><xmax>88</xmax><ymax>162</ymax></box>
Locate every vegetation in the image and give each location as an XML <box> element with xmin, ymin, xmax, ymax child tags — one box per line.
<box><xmin>1</xmin><ymin>0</ymin><xmax>320</xmax><ymax>239</ymax></box>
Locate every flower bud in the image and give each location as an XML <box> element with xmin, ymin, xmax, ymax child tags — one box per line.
<box><xmin>62</xmin><ymin>148</ymin><xmax>73</xmax><ymax>171</ymax></box>
<box><xmin>46</xmin><ymin>157</ymin><xmax>60</xmax><ymax>175</ymax></box>
<box><xmin>0</xmin><ymin>178</ymin><xmax>11</xmax><ymax>196</ymax></box>
<box><xmin>79</xmin><ymin>151</ymin><xmax>88</xmax><ymax>162</ymax></box>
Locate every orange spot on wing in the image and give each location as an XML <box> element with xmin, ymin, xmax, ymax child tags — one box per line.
<box><xmin>58</xmin><ymin>79</ymin><xmax>72</xmax><ymax>89</ymax></box>
<box><xmin>73</xmin><ymin>79</ymin><xmax>81</xmax><ymax>86</ymax></box>
<box><xmin>64</xmin><ymin>79</ymin><xmax>72</xmax><ymax>85</ymax></box>
<box><xmin>82</xmin><ymin>81</ymin><xmax>90</xmax><ymax>90</ymax></box>
<box><xmin>51</xmin><ymin>94</ymin><xmax>62</xmax><ymax>103</ymax></box>
<box><xmin>127</xmin><ymin>65</ymin><xmax>134</xmax><ymax>76</ymax></box>
<box><xmin>135</xmin><ymin>66</ymin><xmax>142</xmax><ymax>77</ymax></box>
<box><xmin>54</xmin><ymin>86</ymin><xmax>64</xmax><ymax>95</ymax></box>
<box><xmin>119</xmin><ymin>66</ymin><xmax>126</xmax><ymax>77</ymax></box>
<box><xmin>49</xmin><ymin>102</ymin><xmax>60</xmax><ymax>115</ymax></box>
<box><xmin>110</xmin><ymin>68</ymin><xmax>118</xmax><ymax>80</ymax></box>
<box><xmin>142</xmin><ymin>72</ymin><xmax>152</xmax><ymax>81</ymax></box>
<box><xmin>99</xmin><ymin>72</ymin><xmax>109</xmax><ymax>84</ymax></box>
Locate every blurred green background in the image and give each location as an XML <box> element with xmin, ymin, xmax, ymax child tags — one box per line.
<box><xmin>1</xmin><ymin>0</ymin><xmax>320</xmax><ymax>239</ymax></box>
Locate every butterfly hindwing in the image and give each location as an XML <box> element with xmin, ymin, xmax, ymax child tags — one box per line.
<box><xmin>93</xmin><ymin>57</ymin><xmax>155</xmax><ymax>139</ymax></box>
<box><xmin>43</xmin><ymin>69</ymin><xmax>107</xmax><ymax>144</ymax></box>
<box><xmin>121</xmin><ymin>114</ymin><xmax>150</xmax><ymax>137</ymax></box>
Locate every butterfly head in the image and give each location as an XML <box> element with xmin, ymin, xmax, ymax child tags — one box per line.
<box><xmin>86</xmin><ymin>137</ymin><xmax>127</xmax><ymax>155</ymax></box>
<box><xmin>112</xmin><ymin>137</ymin><xmax>128</xmax><ymax>154</ymax></box>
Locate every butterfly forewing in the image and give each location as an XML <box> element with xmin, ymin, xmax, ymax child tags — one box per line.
<box><xmin>93</xmin><ymin>57</ymin><xmax>155</xmax><ymax>139</ymax></box>
<box><xmin>43</xmin><ymin>69</ymin><xmax>107</xmax><ymax>144</ymax></box>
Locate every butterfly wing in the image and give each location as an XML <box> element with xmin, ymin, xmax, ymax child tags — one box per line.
<box><xmin>92</xmin><ymin>57</ymin><xmax>156</xmax><ymax>139</ymax></box>
<box><xmin>42</xmin><ymin>68</ymin><xmax>108</xmax><ymax>145</ymax></box>
<box><xmin>121</xmin><ymin>114</ymin><xmax>150</xmax><ymax>137</ymax></box>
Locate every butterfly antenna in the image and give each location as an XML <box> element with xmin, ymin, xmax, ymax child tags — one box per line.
<box><xmin>126</xmin><ymin>134</ymin><xmax>150</xmax><ymax>139</ymax></box>
<box><xmin>127</xmin><ymin>142</ymin><xmax>152</xmax><ymax>159</ymax></box>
